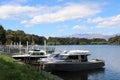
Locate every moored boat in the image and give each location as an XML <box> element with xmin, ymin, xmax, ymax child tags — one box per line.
<box><xmin>38</xmin><ymin>50</ymin><xmax>105</xmax><ymax>71</ymax></box>
<box><xmin>12</xmin><ymin>49</ymin><xmax>48</xmax><ymax>62</ymax></box>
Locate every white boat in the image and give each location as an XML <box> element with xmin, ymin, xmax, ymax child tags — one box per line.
<box><xmin>39</xmin><ymin>50</ymin><xmax>105</xmax><ymax>71</ymax></box>
<box><xmin>12</xmin><ymin>49</ymin><xmax>48</xmax><ymax>61</ymax></box>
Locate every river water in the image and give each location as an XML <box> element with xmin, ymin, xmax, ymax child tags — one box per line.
<box><xmin>50</xmin><ymin>45</ymin><xmax>120</xmax><ymax>80</ymax></box>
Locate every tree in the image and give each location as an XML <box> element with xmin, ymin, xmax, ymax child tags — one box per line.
<box><xmin>108</xmin><ymin>35</ymin><xmax>120</xmax><ymax>45</ymax></box>
<box><xmin>0</xmin><ymin>25</ymin><xmax>6</xmax><ymax>45</ymax></box>
<box><xmin>6</xmin><ymin>30</ymin><xmax>14</xmax><ymax>44</ymax></box>
<box><xmin>5</xmin><ymin>29</ymin><xmax>46</xmax><ymax>45</ymax></box>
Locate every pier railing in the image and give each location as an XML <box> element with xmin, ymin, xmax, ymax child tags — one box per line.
<box><xmin>0</xmin><ymin>45</ymin><xmax>55</xmax><ymax>55</ymax></box>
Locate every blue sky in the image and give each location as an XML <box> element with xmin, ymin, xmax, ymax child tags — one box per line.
<box><xmin>0</xmin><ymin>0</ymin><xmax>120</xmax><ymax>37</ymax></box>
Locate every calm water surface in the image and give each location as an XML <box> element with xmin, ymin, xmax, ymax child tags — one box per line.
<box><xmin>50</xmin><ymin>45</ymin><xmax>120</xmax><ymax>80</ymax></box>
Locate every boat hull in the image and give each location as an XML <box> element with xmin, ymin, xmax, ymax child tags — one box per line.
<box><xmin>41</xmin><ymin>61</ymin><xmax>105</xmax><ymax>71</ymax></box>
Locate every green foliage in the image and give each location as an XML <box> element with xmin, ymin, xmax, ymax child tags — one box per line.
<box><xmin>5</xmin><ymin>29</ymin><xmax>46</xmax><ymax>45</ymax></box>
<box><xmin>0</xmin><ymin>25</ymin><xmax>6</xmax><ymax>44</ymax></box>
<box><xmin>47</xmin><ymin>41</ymin><xmax>61</xmax><ymax>45</ymax></box>
<box><xmin>47</xmin><ymin>37</ymin><xmax>107</xmax><ymax>45</ymax></box>
<box><xmin>79</xmin><ymin>42</ymin><xmax>87</xmax><ymax>45</ymax></box>
<box><xmin>0</xmin><ymin>25</ymin><xmax>46</xmax><ymax>45</ymax></box>
<box><xmin>90</xmin><ymin>38</ymin><xmax>108</xmax><ymax>45</ymax></box>
<box><xmin>90</xmin><ymin>38</ymin><xmax>106</xmax><ymax>42</ymax></box>
<box><xmin>0</xmin><ymin>54</ymin><xmax>59</xmax><ymax>80</ymax></box>
<box><xmin>91</xmin><ymin>42</ymin><xmax>108</xmax><ymax>45</ymax></box>
<box><xmin>108</xmin><ymin>35</ymin><xmax>120</xmax><ymax>45</ymax></box>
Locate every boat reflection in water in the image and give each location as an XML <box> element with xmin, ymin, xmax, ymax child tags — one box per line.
<box><xmin>51</xmin><ymin>68</ymin><xmax>105</xmax><ymax>80</ymax></box>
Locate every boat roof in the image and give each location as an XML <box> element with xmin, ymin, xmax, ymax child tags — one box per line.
<box><xmin>62</xmin><ymin>50</ymin><xmax>90</xmax><ymax>56</ymax></box>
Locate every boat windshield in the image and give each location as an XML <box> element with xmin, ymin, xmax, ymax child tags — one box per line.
<box><xmin>55</xmin><ymin>55</ymin><xmax>67</xmax><ymax>60</ymax></box>
<box><xmin>49</xmin><ymin>53</ymin><xmax>59</xmax><ymax>58</ymax></box>
<box><xmin>28</xmin><ymin>52</ymin><xmax>32</xmax><ymax>55</ymax></box>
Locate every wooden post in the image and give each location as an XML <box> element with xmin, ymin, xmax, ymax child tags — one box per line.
<box><xmin>26</xmin><ymin>41</ymin><xmax>28</xmax><ymax>53</ymax></box>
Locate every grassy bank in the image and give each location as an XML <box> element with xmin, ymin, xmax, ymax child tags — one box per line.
<box><xmin>0</xmin><ymin>54</ymin><xmax>62</xmax><ymax>80</ymax></box>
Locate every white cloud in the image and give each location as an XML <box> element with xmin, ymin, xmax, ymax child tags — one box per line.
<box><xmin>0</xmin><ymin>5</ymin><xmax>40</xmax><ymax>19</ymax></box>
<box><xmin>22</xmin><ymin>3</ymin><xmax>101</xmax><ymax>26</ymax></box>
<box><xmin>0</xmin><ymin>3</ymin><xmax>101</xmax><ymax>27</ymax></box>
<box><xmin>88</xmin><ymin>15</ymin><xmax>120</xmax><ymax>28</ymax></box>
<box><xmin>87</xmin><ymin>17</ymin><xmax>103</xmax><ymax>23</ymax></box>
<box><xmin>72</xmin><ymin>25</ymin><xmax>87</xmax><ymax>30</ymax></box>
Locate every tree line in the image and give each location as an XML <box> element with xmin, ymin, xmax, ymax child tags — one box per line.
<box><xmin>0</xmin><ymin>25</ymin><xmax>120</xmax><ymax>45</ymax></box>
<box><xmin>47</xmin><ymin>37</ymin><xmax>108</xmax><ymax>45</ymax></box>
<box><xmin>0</xmin><ymin>25</ymin><xmax>46</xmax><ymax>45</ymax></box>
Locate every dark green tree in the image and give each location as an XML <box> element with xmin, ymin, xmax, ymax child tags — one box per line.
<box><xmin>5</xmin><ymin>29</ymin><xmax>46</xmax><ymax>45</ymax></box>
<box><xmin>0</xmin><ymin>25</ymin><xmax>6</xmax><ymax>45</ymax></box>
<box><xmin>47</xmin><ymin>37</ymin><xmax>107</xmax><ymax>45</ymax></box>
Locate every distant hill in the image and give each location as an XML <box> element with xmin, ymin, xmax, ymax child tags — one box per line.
<box><xmin>63</xmin><ymin>33</ymin><xmax>118</xmax><ymax>40</ymax></box>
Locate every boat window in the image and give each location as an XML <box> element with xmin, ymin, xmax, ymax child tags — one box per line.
<box><xmin>32</xmin><ymin>53</ymin><xmax>37</xmax><ymax>55</ymax></box>
<box><xmin>49</xmin><ymin>54</ymin><xmax>55</xmax><ymax>58</ymax></box>
<box><xmin>39</xmin><ymin>52</ymin><xmax>44</xmax><ymax>55</ymax></box>
<box><xmin>55</xmin><ymin>55</ymin><xmax>67</xmax><ymax>60</ymax></box>
<box><xmin>31</xmin><ymin>52</ymin><xmax>45</xmax><ymax>55</ymax></box>
<box><xmin>50</xmin><ymin>54</ymin><xmax>59</xmax><ymax>58</ymax></box>
<box><xmin>28</xmin><ymin>52</ymin><xmax>32</xmax><ymax>54</ymax></box>
<box><xmin>81</xmin><ymin>55</ymin><xmax>85</xmax><ymax>60</ymax></box>
<box><xmin>67</xmin><ymin>55</ymin><xmax>79</xmax><ymax>60</ymax></box>
<box><xmin>81</xmin><ymin>55</ymin><xmax>87</xmax><ymax>62</ymax></box>
<box><xmin>54</xmin><ymin>54</ymin><xmax>59</xmax><ymax>58</ymax></box>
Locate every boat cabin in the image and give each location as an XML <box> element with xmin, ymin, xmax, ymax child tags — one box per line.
<box><xmin>28</xmin><ymin>50</ymin><xmax>46</xmax><ymax>55</ymax></box>
<box><xmin>55</xmin><ymin>50</ymin><xmax>90</xmax><ymax>62</ymax></box>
